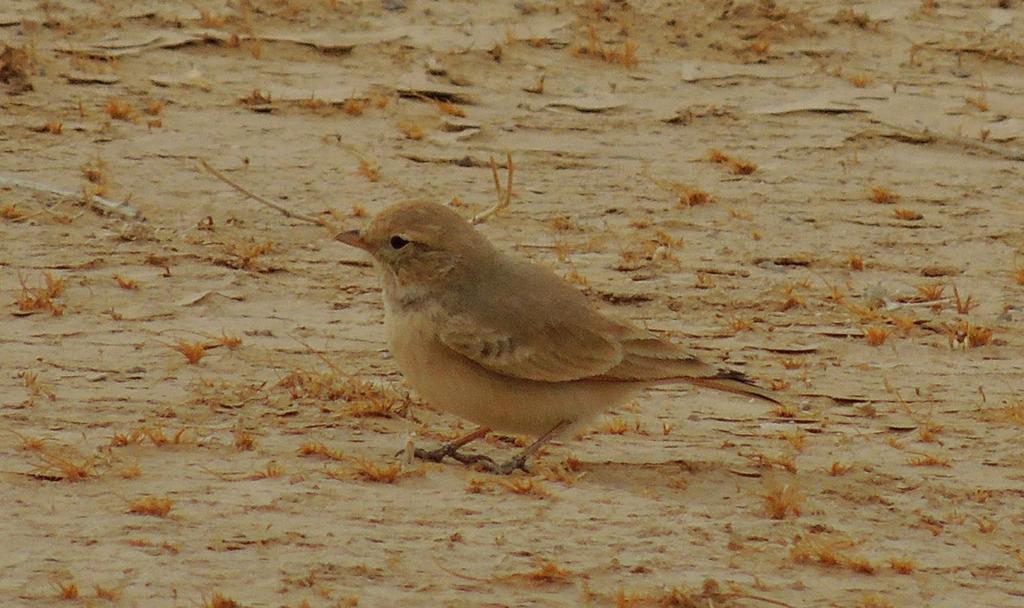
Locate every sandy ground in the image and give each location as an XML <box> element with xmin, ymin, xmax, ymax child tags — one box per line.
<box><xmin>2</xmin><ymin>1</ymin><xmax>1024</xmax><ymax>606</ymax></box>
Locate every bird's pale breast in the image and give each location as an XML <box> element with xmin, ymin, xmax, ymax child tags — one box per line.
<box><xmin>384</xmin><ymin>302</ymin><xmax>640</xmax><ymax>436</ymax></box>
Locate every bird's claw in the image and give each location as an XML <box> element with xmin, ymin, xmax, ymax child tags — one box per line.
<box><xmin>401</xmin><ymin>443</ymin><xmax>528</xmax><ymax>475</ymax></box>
<box><xmin>475</xmin><ymin>454</ymin><xmax>530</xmax><ymax>475</ymax></box>
<box><xmin>407</xmin><ymin>444</ymin><xmax>453</xmax><ymax>462</ymax></box>
<box><xmin>405</xmin><ymin>443</ymin><xmax>496</xmax><ymax>467</ymax></box>
<box><xmin>449</xmin><ymin>451</ymin><xmax>497</xmax><ymax>467</ymax></box>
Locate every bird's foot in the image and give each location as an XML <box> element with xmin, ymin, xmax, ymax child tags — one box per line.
<box><xmin>475</xmin><ymin>453</ymin><xmax>530</xmax><ymax>475</ymax></box>
<box><xmin>410</xmin><ymin>444</ymin><xmax>495</xmax><ymax>468</ymax></box>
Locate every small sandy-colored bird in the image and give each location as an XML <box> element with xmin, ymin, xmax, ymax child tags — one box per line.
<box><xmin>337</xmin><ymin>201</ymin><xmax>782</xmax><ymax>473</ymax></box>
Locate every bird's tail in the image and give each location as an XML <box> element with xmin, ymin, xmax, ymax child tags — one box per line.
<box><xmin>686</xmin><ymin>371</ymin><xmax>785</xmax><ymax>405</ymax></box>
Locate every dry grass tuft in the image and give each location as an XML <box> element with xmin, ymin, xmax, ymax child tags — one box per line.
<box><xmin>870</xmin><ymin>187</ymin><xmax>898</xmax><ymax>204</ymax></box>
<box><xmin>113</xmin><ymin>274</ymin><xmax>139</xmax><ymax>289</ymax></box>
<box><xmin>831</xmin><ymin>8</ymin><xmax>877</xmax><ymax>30</ymax></box>
<box><xmin>233</xmin><ymin>424</ymin><xmax>255</xmax><ymax>451</ymax></box>
<box><xmin>779</xmin><ymin>430</ymin><xmax>806</xmax><ymax>452</ymax></box>
<box><xmin>514</xmin><ymin>560</ymin><xmax>572</xmax><ymax>585</ymax></box>
<box><xmin>761</xmin><ymin>480</ymin><xmax>802</xmax><ymax>519</ymax></box>
<box><xmin>278</xmin><ymin>371</ymin><xmax>408</xmax><ymax>417</ymax></box>
<box><xmin>94</xmin><ymin>585</ymin><xmax>121</xmax><ymax>600</ymax></box>
<box><xmin>16</xmin><ymin>271</ymin><xmax>67</xmax><ymax>316</ymax></box>
<box><xmin>16</xmin><ymin>433</ymin><xmax>46</xmax><ymax>451</ymax></box>
<box><xmin>942</xmin><ymin>320</ymin><xmax>993</xmax><ymax>349</ymax></box>
<box><xmin>952</xmin><ymin>286</ymin><xmax>979</xmax><ymax>315</ymax></box>
<box><xmin>889</xmin><ymin>313</ymin><xmax>916</xmax><ymax>336</ymax></box>
<box><xmin>917</xmin><ymin>418</ymin><xmax>944</xmax><ymax>444</ymax></box>
<box><xmin>907</xmin><ymin>452</ymin><xmax>950</xmax><ymax>467</ymax></box>
<box><xmin>466</xmin><ymin>477</ymin><xmax>493</xmax><ymax>494</ymax></box>
<box><xmin>610</xmin><ymin>579</ymin><xmax>732</xmax><ymax>608</ymax></box>
<box><xmin>342</xmin><ymin>97</ymin><xmax>366</xmax><ymax>115</ymax></box>
<box><xmin>847</xmin><ymin>73</ymin><xmax>872</xmax><ymax>87</ymax></box>
<box><xmin>977</xmin><ymin>402</ymin><xmax>1024</xmax><ymax>427</ymax></box>
<box><xmin>893</xmin><ymin>208</ymin><xmax>922</xmax><ymax>220</ymax></box>
<box><xmin>435</xmin><ymin>100</ymin><xmax>465</xmax><ymax>117</ymax></box>
<box><xmin>20</xmin><ymin>371</ymin><xmax>56</xmax><ymax>404</ymax></box>
<box><xmin>145</xmin><ymin>99</ymin><xmax>165</xmax><ymax>115</ymax></box>
<box><xmin>539</xmin><ymin>462</ymin><xmax>582</xmax><ymax>485</ymax></box>
<box><xmin>297</xmin><ymin>441</ymin><xmax>346</xmax><ymax>461</ymax></box>
<box><xmin>499</xmin><ymin>476</ymin><xmax>550</xmax><ymax>498</ymax></box>
<box><xmin>771</xmin><ymin>403</ymin><xmax>798</xmax><ymax>419</ymax></box>
<box><xmin>727</xmin><ymin>317</ymin><xmax>754</xmax><ymax>334</ymax></box>
<box><xmin>0</xmin><ymin>43</ymin><xmax>34</xmax><ymax>91</ymax></box>
<box><xmin>203</xmin><ymin>593</ymin><xmax>241</xmax><ymax>608</ymax></box>
<box><xmin>247</xmin><ymin>461</ymin><xmax>285</xmax><ymax>480</ymax></box>
<box><xmin>297</xmin><ymin>96</ymin><xmax>328</xmax><ymax>111</ymax></box>
<box><xmin>222</xmin><ymin>238</ymin><xmax>274</xmax><ymax>270</ymax></box>
<box><xmin>572</xmin><ymin>26</ymin><xmax>638</xmax><ymax>68</ymax></box>
<box><xmin>776</xmin><ymin>284</ymin><xmax>805</xmax><ymax>311</ymax></box>
<box><xmin>706</xmin><ymin>148</ymin><xmax>757</xmax><ymax>174</ymax></box>
<box><xmin>791</xmin><ymin>536</ymin><xmax>875</xmax><ymax>574</ymax></box>
<box><xmin>105</xmin><ymin>96</ymin><xmax>137</xmax><ymax>121</ymax></box>
<box><xmin>330</xmin><ymin>460</ymin><xmax>422</xmax><ymax>484</ymax></box>
<box><xmin>110</xmin><ymin>426</ymin><xmax>190</xmax><ymax>448</ymax></box>
<box><xmin>357</xmin><ymin>158</ymin><xmax>380</xmax><ymax>182</ymax></box>
<box><xmin>398</xmin><ymin>120</ymin><xmax>424</xmax><ymax>140</ymax></box>
<box><xmin>645</xmin><ymin>169</ymin><xmax>714</xmax><ymax>207</ymax></box>
<box><xmin>829</xmin><ymin>461</ymin><xmax>853</xmax><ymax>476</ymax></box>
<box><xmin>34</xmin><ymin>450</ymin><xmax>96</xmax><ymax>482</ymax></box>
<box><xmin>1</xmin><ymin>202</ymin><xmax>28</xmax><ymax>221</ymax></box>
<box><xmin>915</xmin><ymin>282</ymin><xmax>945</xmax><ymax>302</ymax></box>
<box><xmin>889</xmin><ymin>557</ymin><xmax>916</xmax><ymax>574</ymax></box>
<box><xmin>109</xmin><ymin>431</ymin><xmax>143</xmax><ymax>448</ymax></box>
<box><xmin>118</xmin><ymin>464</ymin><xmax>141</xmax><ymax>479</ymax></box>
<box><xmin>31</xmin><ymin>119</ymin><xmax>62</xmax><ymax>134</ymax></box>
<box><xmin>127</xmin><ymin>497</ymin><xmax>174</xmax><ymax>517</ymax></box>
<box><xmin>861</xmin><ymin>594</ymin><xmax>893</xmax><ymax>608</ymax></box>
<box><xmin>56</xmin><ymin>581</ymin><xmax>79</xmax><ymax>600</ymax></box>
<box><xmin>863</xmin><ymin>326</ymin><xmax>891</xmax><ymax>346</ymax></box>
<box><xmin>598</xmin><ymin>417</ymin><xmax>630</xmax><ymax>435</ymax></box>
<box><xmin>694</xmin><ymin>272</ymin><xmax>716</xmax><ymax>289</ymax></box>
<box><xmin>332</xmin><ymin>460</ymin><xmax>411</xmax><ymax>484</ymax></box>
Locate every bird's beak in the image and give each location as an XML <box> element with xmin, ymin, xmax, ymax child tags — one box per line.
<box><xmin>335</xmin><ymin>230</ymin><xmax>371</xmax><ymax>251</ymax></box>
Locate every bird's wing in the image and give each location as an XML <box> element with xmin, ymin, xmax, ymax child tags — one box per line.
<box><xmin>433</xmin><ymin>257</ymin><xmax>625</xmax><ymax>382</ymax></box>
<box><xmin>598</xmin><ymin>324</ymin><xmax>783</xmax><ymax>403</ymax></box>
<box><xmin>598</xmin><ymin>325</ymin><xmax>721</xmax><ymax>381</ymax></box>
<box><xmin>435</xmin><ymin>307</ymin><xmax>624</xmax><ymax>382</ymax></box>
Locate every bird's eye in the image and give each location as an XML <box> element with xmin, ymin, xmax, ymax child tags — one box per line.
<box><xmin>389</xmin><ymin>235</ymin><xmax>410</xmax><ymax>250</ymax></box>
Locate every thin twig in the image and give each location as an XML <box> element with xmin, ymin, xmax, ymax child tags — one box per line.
<box><xmin>505</xmin><ymin>151</ymin><xmax>514</xmax><ymax>207</ymax></box>
<box><xmin>489</xmin><ymin>157</ymin><xmax>502</xmax><ymax>208</ymax></box>
<box><xmin>725</xmin><ymin>592</ymin><xmax>797</xmax><ymax>608</ymax></box>
<box><xmin>0</xmin><ymin>173</ymin><xmax>143</xmax><ymax>220</ymax></box>
<box><xmin>867</xmin><ymin>123</ymin><xmax>1024</xmax><ymax>162</ymax></box>
<box><xmin>198</xmin><ymin>158</ymin><xmax>327</xmax><ymax>227</ymax></box>
<box><xmin>471</xmin><ymin>151</ymin><xmax>513</xmax><ymax>225</ymax></box>
<box><xmin>288</xmin><ymin>334</ymin><xmax>343</xmax><ymax>374</ymax></box>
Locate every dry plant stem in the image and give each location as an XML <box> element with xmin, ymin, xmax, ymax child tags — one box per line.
<box><xmin>471</xmin><ymin>152</ymin><xmax>513</xmax><ymax>225</ymax></box>
<box><xmin>0</xmin><ymin>172</ymin><xmax>142</xmax><ymax>220</ymax></box>
<box><xmin>198</xmin><ymin>159</ymin><xmax>326</xmax><ymax>227</ymax></box>
<box><xmin>868</xmin><ymin>124</ymin><xmax>1024</xmax><ymax>162</ymax></box>
<box><xmin>726</xmin><ymin>594</ymin><xmax>796</xmax><ymax>608</ymax></box>
<box><xmin>289</xmin><ymin>334</ymin><xmax>344</xmax><ymax>374</ymax></box>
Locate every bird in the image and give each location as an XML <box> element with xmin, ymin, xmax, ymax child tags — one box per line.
<box><xmin>336</xmin><ymin>201</ymin><xmax>783</xmax><ymax>473</ymax></box>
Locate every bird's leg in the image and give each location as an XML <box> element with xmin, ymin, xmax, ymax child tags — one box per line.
<box><xmin>412</xmin><ymin>426</ymin><xmax>493</xmax><ymax>465</ymax></box>
<box><xmin>483</xmin><ymin>420</ymin><xmax>570</xmax><ymax>475</ymax></box>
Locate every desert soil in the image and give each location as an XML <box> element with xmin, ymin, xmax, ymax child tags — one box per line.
<box><xmin>2</xmin><ymin>1</ymin><xmax>1024</xmax><ymax>607</ymax></box>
